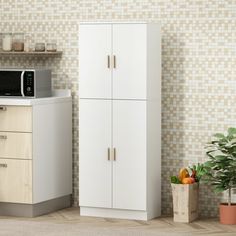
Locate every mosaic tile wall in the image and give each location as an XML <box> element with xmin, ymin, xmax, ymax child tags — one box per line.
<box><xmin>0</xmin><ymin>0</ymin><xmax>236</xmax><ymax>217</ymax></box>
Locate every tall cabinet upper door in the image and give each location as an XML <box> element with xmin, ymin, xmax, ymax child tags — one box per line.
<box><xmin>112</xmin><ymin>24</ymin><xmax>147</xmax><ymax>100</ymax></box>
<box><xmin>112</xmin><ymin>100</ymin><xmax>146</xmax><ymax>211</ymax></box>
<box><xmin>79</xmin><ymin>24</ymin><xmax>112</xmax><ymax>99</ymax></box>
<box><xmin>79</xmin><ymin>99</ymin><xmax>112</xmax><ymax>208</ymax></box>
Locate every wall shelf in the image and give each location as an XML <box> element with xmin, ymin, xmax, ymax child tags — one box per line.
<box><xmin>0</xmin><ymin>51</ymin><xmax>63</xmax><ymax>56</ymax></box>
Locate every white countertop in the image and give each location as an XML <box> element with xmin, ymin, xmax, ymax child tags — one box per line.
<box><xmin>0</xmin><ymin>90</ymin><xmax>72</xmax><ymax>106</ymax></box>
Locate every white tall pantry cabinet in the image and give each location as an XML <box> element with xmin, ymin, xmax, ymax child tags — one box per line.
<box><xmin>79</xmin><ymin>23</ymin><xmax>161</xmax><ymax>220</ymax></box>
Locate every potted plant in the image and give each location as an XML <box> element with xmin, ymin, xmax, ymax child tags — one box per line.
<box><xmin>204</xmin><ymin>127</ymin><xmax>236</xmax><ymax>224</ymax></box>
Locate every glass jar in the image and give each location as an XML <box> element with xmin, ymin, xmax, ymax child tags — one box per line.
<box><xmin>2</xmin><ymin>33</ymin><xmax>12</xmax><ymax>51</ymax></box>
<box><xmin>13</xmin><ymin>33</ymin><xmax>24</xmax><ymax>51</ymax></box>
<box><xmin>35</xmin><ymin>43</ymin><xmax>45</xmax><ymax>52</ymax></box>
<box><xmin>24</xmin><ymin>34</ymin><xmax>30</xmax><ymax>52</ymax></box>
<box><xmin>46</xmin><ymin>43</ymin><xmax>57</xmax><ymax>52</ymax></box>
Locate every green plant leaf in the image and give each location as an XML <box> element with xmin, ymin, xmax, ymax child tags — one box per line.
<box><xmin>214</xmin><ymin>186</ymin><xmax>226</xmax><ymax>193</ymax></box>
<box><xmin>230</xmin><ymin>161</ymin><xmax>236</xmax><ymax>166</ymax></box>
<box><xmin>170</xmin><ymin>176</ymin><xmax>181</xmax><ymax>184</ymax></box>
<box><xmin>215</xmin><ymin>155</ymin><xmax>228</xmax><ymax>161</ymax></box>
<box><xmin>214</xmin><ymin>133</ymin><xmax>225</xmax><ymax>139</ymax></box>
<box><xmin>228</xmin><ymin>128</ymin><xmax>236</xmax><ymax>136</ymax></box>
<box><xmin>204</xmin><ymin>161</ymin><xmax>214</xmax><ymax>167</ymax></box>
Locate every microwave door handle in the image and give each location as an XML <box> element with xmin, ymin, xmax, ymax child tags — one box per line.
<box><xmin>21</xmin><ymin>71</ymin><xmax>25</xmax><ymax>97</ymax></box>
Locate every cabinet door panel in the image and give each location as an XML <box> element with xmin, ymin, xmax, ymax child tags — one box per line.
<box><xmin>0</xmin><ymin>106</ymin><xmax>32</xmax><ymax>132</ymax></box>
<box><xmin>113</xmin><ymin>24</ymin><xmax>147</xmax><ymax>99</ymax></box>
<box><xmin>0</xmin><ymin>132</ymin><xmax>32</xmax><ymax>159</ymax></box>
<box><xmin>79</xmin><ymin>99</ymin><xmax>112</xmax><ymax>208</ymax></box>
<box><xmin>0</xmin><ymin>159</ymin><xmax>32</xmax><ymax>203</ymax></box>
<box><xmin>113</xmin><ymin>100</ymin><xmax>146</xmax><ymax>210</ymax></box>
<box><xmin>79</xmin><ymin>24</ymin><xmax>112</xmax><ymax>99</ymax></box>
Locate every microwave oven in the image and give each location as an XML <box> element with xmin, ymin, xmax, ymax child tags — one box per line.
<box><xmin>0</xmin><ymin>69</ymin><xmax>52</xmax><ymax>98</ymax></box>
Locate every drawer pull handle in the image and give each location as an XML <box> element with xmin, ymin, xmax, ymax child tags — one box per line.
<box><xmin>0</xmin><ymin>164</ymin><xmax>7</xmax><ymax>168</ymax></box>
<box><xmin>0</xmin><ymin>106</ymin><xmax>7</xmax><ymax>111</ymax></box>
<box><xmin>0</xmin><ymin>135</ymin><xmax>7</xmax><ymax>140</ymax></box>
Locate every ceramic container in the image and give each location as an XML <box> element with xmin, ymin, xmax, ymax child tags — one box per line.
<box><xmin>13</xmin><ymin>33</ymin><xmax>24</xmax><ymax>51</ymax></box>
<box><xmin>2</xmin><ymin>33</ymin><xmax>12</xmax><ymax>51</ymax></box>
<box><xmin>220</xmin><ymin>204</ymin><xmax>236</xmax><ymax>225</ymax></box>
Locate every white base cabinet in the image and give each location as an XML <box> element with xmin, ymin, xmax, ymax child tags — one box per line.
<box><xmin>0</xmin><ymin>94</ymin><xmax>72</xmax><ymax>216</ymax></box>
<box><xmin>79</xmin><ymin>22</ymin><xmax>161</xmax><ymax>220</ymax></box>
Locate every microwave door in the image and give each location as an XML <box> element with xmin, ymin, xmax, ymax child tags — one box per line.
<box><xmin>0</xmin><ymin>71</ymin><xmax>22</xmax><ymax>96</ymax></box>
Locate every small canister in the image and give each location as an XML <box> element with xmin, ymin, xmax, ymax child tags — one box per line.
<box><xmin>35</xmin><ymin>43</ymin><xmax>45</xmax><ymax>52</ymax></box>
<box><xmin>13</xmin><ymin>33</ymin><xmax>24</xmax><ymax>51</ymax></box>
<box><xmin>2</xmin><ymin>33</ymin><xmax>12</xmax><ymax>51</ymax></box>
<box><xmin>46</xmin><ymin>42</ymin><xmax>57</xmax><ymax>52</ymax></box>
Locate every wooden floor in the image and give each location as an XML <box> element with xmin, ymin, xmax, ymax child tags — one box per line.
<box><xmin>1</xmin><ymin>207</ymin><xmax>236</xmax><ymax>236</ymax></box>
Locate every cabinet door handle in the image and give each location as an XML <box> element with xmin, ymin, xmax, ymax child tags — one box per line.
<box><xmin>108</xmin><ymin>148</ymin><xmax>111</xmax><ymax>161</ymax></box>
<box><xmin>0</xmin><ymin>163</ymin><xmax>7</xmax><ymax>168</ymax></box>
<box><xmin>113</xmin><ymin>148</ymin><xmax>116</xmax><ymax>161</ymax></box>
<box><xmin>113</xmin><ymin>55</ymin><xmax>116</xmax><ymax>69</ymax></box>
<box><xmin>0</xmin><ymin>135</ymin><xmax>7</xmax><ymax>140</ymax></box>
<box><xmin>0</xmin><ymin>106</ymin><xmax>7</xmax><ymax>111</ymax></box>
<box><xmin>107</xmin><ymin>55</ymin><xmax>110</xmax><ymax>69</ymax></box>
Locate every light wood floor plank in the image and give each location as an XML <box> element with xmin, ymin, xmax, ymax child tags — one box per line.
<box><xmin>0</xmin><ymin>207</ymin><xmax>235</xmax><ymax>236</ymax></box>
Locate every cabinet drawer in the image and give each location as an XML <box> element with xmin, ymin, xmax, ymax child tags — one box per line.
<box><xmin>0</xmin><ymin>132</ymin><xmax>32</xmax><ymax>159</ymax></box>
<box><xmin>0</xmin><ymin>106</ymin><xmax>32</xmax><ymax>132</ymax></box>
<box><xmin>0</xmin><ymin>159</ymin><xmax>32</xmax><ymax>203</ymax></box>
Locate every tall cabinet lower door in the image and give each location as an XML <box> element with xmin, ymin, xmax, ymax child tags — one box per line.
<box><xmin>79</xmin><ymin>99</ymin><xmax>112</xmax><ymax>208</ymax></box>
<box><xmin>112</xmin><ymin>100</ymin><xmax>147</xmax><ymax>211</ymax></box>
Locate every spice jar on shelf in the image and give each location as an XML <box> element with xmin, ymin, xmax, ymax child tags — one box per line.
<box><xmin>46</xmin><ymin>42</ymin><xmax>57</xmax><ymax>52</ymax></box>
<box><xmin>24</xmin><ymin>34</ymin><xmax>30</xmax><ymax>52</ymax></box>
<box><xmin>35</xmin><ymin>43</ymin><xmax>45</xmax><ymax>52</ymax></box>
<box><xmin>13</xmin><ymin>33</ymin><xmax>24</xmax><ymax>51</ymax></box>
<box><xmin>2</xmin><ymin>33</ymin><xmax>12</xmax><ymax>51</ymax></box>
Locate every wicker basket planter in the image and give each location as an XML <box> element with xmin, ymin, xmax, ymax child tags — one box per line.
<box><xmin>171</xmin><ymin>183</ymin><xmax>199</xmax><ymax>223</ymax></box>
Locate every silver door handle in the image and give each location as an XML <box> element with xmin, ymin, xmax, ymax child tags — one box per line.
<box><xmin>0</xmin><ymin>106</ymin><xmax>7</xmax><ymax>111</ymax></box>
<box><xmin>0</xmin><ymin>135</ymin><xmax>7</xmax><ymax>140</ymax></box>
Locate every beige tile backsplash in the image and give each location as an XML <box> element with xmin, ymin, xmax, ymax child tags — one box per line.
<box><xmin>1</xmin><ymin>0</ymin><xmax>236</xmax><ymax>217</ymax></box>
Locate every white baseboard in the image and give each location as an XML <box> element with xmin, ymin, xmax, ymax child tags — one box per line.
<box><xmin>80</xmin><ymin>207</ymin><xmax>149</xmax><ymax>221</ymax></box>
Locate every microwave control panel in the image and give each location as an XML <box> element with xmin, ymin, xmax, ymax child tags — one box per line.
<box><xmin>23</xmin><ymin>71</ymin><xmax>34</xmax><ymax>97</ymax></box>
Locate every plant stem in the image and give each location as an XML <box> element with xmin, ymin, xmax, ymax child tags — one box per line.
<box><xmin>228</xmin><ymin>187</ymin><xmax>231</xmax><ymax>206</ymax></box>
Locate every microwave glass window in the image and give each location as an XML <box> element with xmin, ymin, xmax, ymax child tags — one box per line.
<box><xmin>0</xmin><ymin>71</ymin><xmax>22</xmax><ymax>96</ymax></box>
